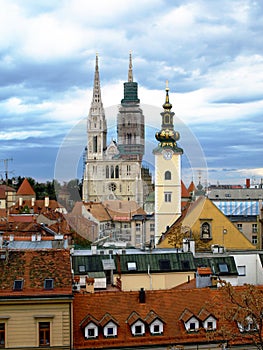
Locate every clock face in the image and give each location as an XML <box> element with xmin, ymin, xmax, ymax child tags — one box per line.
<box><xmin>162</xmin><ymin>149</ymin><xmax>173</xmax><ymax>160</ymax></box>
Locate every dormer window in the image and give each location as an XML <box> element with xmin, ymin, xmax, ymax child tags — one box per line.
<box><xmin>13</xmin><ymin>279</ymin><xmax>23</xmax><ymax>291</ymax></box>
<box><xmin>103</xmin><ymin>321</ymin><xmax>117</xmax><ymax>338</ymax></box>
<box><xmin>44</xmin><ymin>278</ymin><xmax>54</xmax><ymax>290</ymax></box>
<box><xmin>203</xmin><ymin>316</ymin><xmax>217</xmax><ymax>331</ymax></box>
<box><xmin>237</xmin><ymin>316</ymin><xmax>258</xmax><ymax>333</ymax></box>
<box><xmin>84</xmin><ymin>322</ymin><xmax>98</xmax><ymax>339</ymax></box>
<box><xmin>131</xmin><ymin>320</ymin><xmax>145</xmax><ymax>336</ymax></box>
<box><xmin>149</xmin><ymin>319</ymin><xmax>164</xmax><ymax>335</ymax></box>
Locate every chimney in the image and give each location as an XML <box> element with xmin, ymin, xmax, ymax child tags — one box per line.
<box><xmin>86</xmin><ymin>277</ymin><xmax>95</xmax><ymax>293</ymax></box>
<box><xmin>44</xmin><ymin>196</ymin><xmax>49</xmax><ymax>207</ymax></box>
<box><xmin>139</xmin><ymin>288</ymin><xmax>145</xmax><ymax>303</ymax></box>
<box><xmin>246</xmin><ymin>178</ymin><xmax>250</xmax><ymax>188</ymax></box>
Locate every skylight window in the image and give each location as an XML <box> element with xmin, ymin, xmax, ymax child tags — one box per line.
<box><xmin>44</xmin><ymin>278</ymin><xmax>54</xmax><ymax>290</ymax></box>
<box><xmin>78</xmin><ymin>265</ymin><xmax>86</xmax><ymax>273</ymax></box>
<box><xmin>127</xmin><ymin>262</ymin><xmax>137</xmax><ymax>271</ymax></box>
<box><xmin>159</xmin><ymin>259</ymin><xmax>171</xmax><ymax>271</ymax></box>
<box><xmin>13</xmin><ymin>279</ymin><xmax>23</xmax><ymax>291</ymax></box>
<box><xmin>218</xmin><ymin>263</ymin><xmax>229</xmax><ymax>273</ymax></box>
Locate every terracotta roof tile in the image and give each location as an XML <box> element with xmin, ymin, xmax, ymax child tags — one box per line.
<box><xmin>16</xmin><ymin>178</ymin><xmax>35</xmax><ymax>196</ymax></box>
<box><xmin>181</xmin><ymin>180</ymin><xmax>190</xmax><ymax>198</ymax></box>
<box><xmin>0</xmin><ymin>249</ymin><xmax>72</xmax><ymax>297</ymax></box>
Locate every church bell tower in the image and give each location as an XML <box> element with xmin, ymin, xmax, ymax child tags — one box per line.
<box><xmin>153</xmin><ymin>82</ymin><xmax>183</xmax><ymax>244</ymax></box>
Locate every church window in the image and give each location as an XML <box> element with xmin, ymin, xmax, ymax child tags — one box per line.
<box><xmin>127</xmin><ymin>165</ymin><xmax>131</xmax><ymax>176</ymax></box>
<box><xmin>164</xmin><ymin>192</ymin><xmax>172</xmax><ymax>202</ymax></box>
<box><xmin>165</xmin><ymin>114</ymin><xmax>170</xmax><ymax>124</ymax></box>
<box><xmin>93</xmin><ymin>136</ymin><xmax>98</xmax><ymax>153</ymax></box>
<box><xmin>127</xmin><ymin>133</ymin><xmax>132</xmax><ymax>144</ymax></box>
<box><xmin>111</xmin><ymin>166</ymin><xmax>114</xmax><ymax>178</ymax></box>
<box><xmin>108</xmin><ymin>183</ymin><xmax>117</xmax><ymax>191</ymax></box>
<box><xmin>115</xmin><ymin>165</ymin><xmax>119</xmax><ymax>178</ymax></box>
<box><xmin>164</xmin><ymin>171</ymin><xmax>171</xmax><ymax>180</ymax></box>
<box><xmin>201</xmin><ymin>222</ymin><xmax>211</xmax><ymax>239</ymax></box>
<box><xmin>106</xmin><ymin>166</ymin><xmax>109</xmax><ymax>178</ymax></box>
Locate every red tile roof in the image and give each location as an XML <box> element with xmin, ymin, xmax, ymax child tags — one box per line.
<box><xmin>73</xmin><ymin>287</ymin><xmax>238</xmax><ymax>348</ymax></box>
<box><xmin>16</xmin><ymin>178</ymin><xmax>35</xmax><ymax>196</ymax></box>
<box><xmin>0</xmin><ymin>249</ymin><xmax>72</xmax><ymax>297</ymax></box>
<box><xmin>181</xmin><ymin>180</ymin><xmax>190</xmax><ymax>198</ymax></box>
<box><xmin>188</xmin><ymin>181</ymin><xmax>196</xmax><ymax>193</ymax></box>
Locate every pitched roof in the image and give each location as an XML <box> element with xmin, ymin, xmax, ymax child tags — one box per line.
<box><xmin>181</xmin><ymin>180</ymin><xmax>190</xmax><ymax>198</ymax></box>
<box><xmin>0</xmin><ymin>249</ymin><xmax>72</xmax><ymax>297</ymax></box>
<box><xmin>72</xmin><ymin>252</ymin><xmax>196</xmax><ymax>275</ymax></box>
<box><xmin>188</xmin><ymin>181</ymin><xmax>196</xmax><ymax>193</ymax></box>
<box><xmin>73</xmin><ymin>286</ymin><xmax>255</xmax><ymax>348</ymax></box>
<box><xmin>16</xmin><ymin>178</ymin><xmax>35</xmax><ymax>196</ymax></box>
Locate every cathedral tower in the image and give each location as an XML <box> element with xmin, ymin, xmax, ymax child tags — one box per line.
<box><xmin>153</xmin><ymin>82</ymin><xmax>183</xmax><ymax>244</ymax></box>
<box><xmin>117</xmin><ymin>52</ymin><xmax>145</xmax><ymax>160</ymax></box>
<box><xmin>82</xmin><ymin>54</ymin><xmax>149</xmax><ymax>206</ymax></box>
<box><xmin>87</xmin><ymin>54</ymin><xmax>107</xmax><ymax>160</ymax></box>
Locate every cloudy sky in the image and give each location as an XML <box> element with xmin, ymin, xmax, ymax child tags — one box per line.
<box><xmin>1</xmin><ymin>0</ymin><xmax>263</xmax><ymax>187</ymax></box>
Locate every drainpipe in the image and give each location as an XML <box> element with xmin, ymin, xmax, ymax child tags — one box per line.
<box><xmin>148</xmin><ymin>264</ymin><xmax>152</xmax><ymax>290</ymax></box>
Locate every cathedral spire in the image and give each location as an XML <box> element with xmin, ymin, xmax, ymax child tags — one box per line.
<box><xmin>128</xmin><ymin>51</ymin><xmax>133</xmax><ymax>82</ymax></box>
<box><xmin>91</xmin><ymin>53</ymin><xmax>103</xmax><ymax>108</ymax></box>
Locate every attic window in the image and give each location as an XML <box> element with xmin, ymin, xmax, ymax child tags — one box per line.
<box><xmin>127</xmin><ymin>262</ymin><xmax>137</xmax><ymax>271</ymax></box>
<box><xmin>13</xmin><ymin>279</ymin><xmax>23</xmax><ymax>291</ymax></box>
<box><xmin>159</xmin><ymin>259</ymin><xmax>171</xmax><ymax>271</ymax></box>
<box><xmin>181</xmin><ymin>260</ymin><xmax>190</xmax><ymax>270</ymax></box>
<box><xmin>78</xmin><ymin>265</ymin><xmax>86</xmax><ymax>273</ymax></box>
<box><xmin>218</xmin><ymin>263</ymin><xmax>229</xmax><ymax>273</ymax></box>
<box><xmin>44</xmin><ymin>278</ymin><xmax>54</xmax><ymax>290</ymax></box>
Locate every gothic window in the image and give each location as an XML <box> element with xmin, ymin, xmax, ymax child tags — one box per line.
<box><xmin>93</xmin><ymin>136</ymin><xmax>98</xmax><ymax>153</ymax></box>
<box><xmin>115</xmin><ymin>165</ymin><xmax>119</xmax><ymax>178</ymax></box>
<box><xmin>127</xmin><ymin>165</ymin><xmax>131</xmax><ymax>176</ymax></box>
<box><xmin>111</xmin><ymin>166</ymin><xmax>114</xmax><ymax>178</ymax></box>
<box><xmin>106</xmin><ymin>166</ymin><xmax>109</xmax><ymax>179</ymax></box>
<box><xmin>164</xmin><ymin>171</ymin><xmax>171</xmax><ymax>180</ymax></box>
<box><xmin>201</xmin><ymin>222</ymin><xmax>211</xmax><ymax>239</ymax></box>
<box><xmin>108</xmin><ymin>183</ymin><xmax>117</xmax><ymax>192</ymax></box>
<box><xmin>127</xmin><ymin>133</ymin><xmax>132</xmax><ymax>144</ymax></box>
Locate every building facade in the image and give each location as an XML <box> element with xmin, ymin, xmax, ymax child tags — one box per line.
<box><xmin>153</xmin><ymin>83</ymin><xmax>183</xmax><ymax>243</ymax></box>
<box><xmin>82</xmin><ymin>54</ymin><xmax>151</xmax><ymax>207</ymax></box>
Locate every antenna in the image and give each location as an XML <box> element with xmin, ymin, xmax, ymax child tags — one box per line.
<box><xmin>0</xmin><ymin>158</ymin><xmax>13</xmax><ymax>219</ymax></box>
<box><xmin>0</xmin><ymin>158</ymin><xmax>13</xmax><ymax>184</ymax></box>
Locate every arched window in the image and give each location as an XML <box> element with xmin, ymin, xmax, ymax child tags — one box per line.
<box><xmin>115</xmin><ymin>165</ymin><xmax>119</xmax><ymax>178</ymax></box>
<box><xmin>201</xmin><ymin>222</ymin><xmax>211</xmax><ymax>239</ymax></box>
<box><xmin>164</xmin><ymin>171</ymin><xmax>171</xmax><ymax>180</ymax></box>
<box><xmin>106</xmin><ymin>166</ymin><xmax>109</xmax><ymax>179</ymax></box>
<box><xmin>111</xmin><ymin>166</ymin><xmax>114</xmax><ymax>178</ymax></box>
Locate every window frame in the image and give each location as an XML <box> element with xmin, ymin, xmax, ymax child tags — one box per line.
<box><xmin>164</xmin><ymin>192</ymin><xmax>172</xmax><ymax>202</ymax></box>
<box><xmin>39</xmin><ymin>321</ymin><xmax>50</xmax><ymax>347</ymax></box>
<box><xmin>0</xmin><ymin>323</ymin><xmax>5</xmax><ymax>348</ymax></box>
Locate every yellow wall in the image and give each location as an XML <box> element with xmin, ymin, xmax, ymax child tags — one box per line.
<box><xmin>114</xmin><ymin>271</ymin><xmax>195</xmax><ymax>291</ymax></box>
<box><xmin>159</xmin><ymin>197</ymin><xmax>255</xmax><ymax>251</ymax></box>
<box><xmin>155</xmin><ymin>152</ymin><xmax>181</xmax><ymax>241</ymax></box>
<box><xmin>0</xmin><ymin>300</ymin><xmax>71</xmax><ymax>349</ymax></box>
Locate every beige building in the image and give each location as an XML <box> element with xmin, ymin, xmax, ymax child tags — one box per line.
<box><xmin>0</xmin><ymin>249</ymin><xmax>73</xmax><ymax>349</ymax></box>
